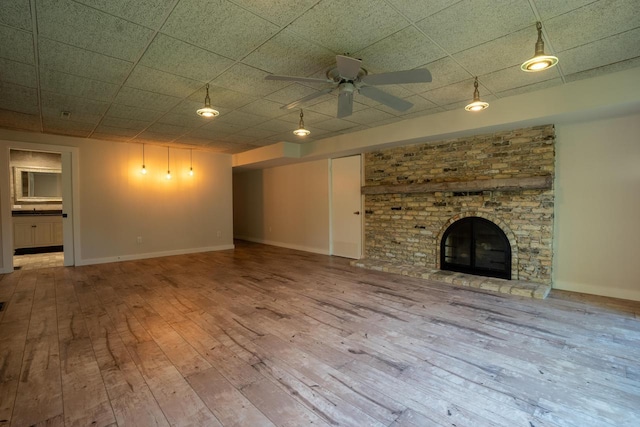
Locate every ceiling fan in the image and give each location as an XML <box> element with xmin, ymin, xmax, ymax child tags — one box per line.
<box><xmin>265</xmin><ymin>55</ymin><xmax>432</xmax><ymax>118</ymax></box>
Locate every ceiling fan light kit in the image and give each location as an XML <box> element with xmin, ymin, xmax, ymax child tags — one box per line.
<box><xmin>196</xmin><ymin>83</ymin><xmax>220</xmax><ymax>118</ymax></box>
<box><xmin>265</xmin><ymin>55</ymin><xmax>432</xmax><ymax>119</ymax></box>
<box><xmin>465</xmin><ymin>77</ymin><xmax>489</xmax><ymax>112</ymax></box>
<box><xmin>521</xmin><ymin>21</ymin><xmax>559</xmax><ymax>72</ymax></box>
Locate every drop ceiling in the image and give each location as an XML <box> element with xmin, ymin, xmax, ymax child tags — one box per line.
<box><xmin>0</xmin><ymin>0</ymin><xmax>638</xmax><ymax>154</ymax></box>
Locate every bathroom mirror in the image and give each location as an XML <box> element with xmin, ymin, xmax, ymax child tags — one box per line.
<box><xmin>14</xmin><ymin>167</ymin><xmax>62</xmax><ymax>202</ymax></box>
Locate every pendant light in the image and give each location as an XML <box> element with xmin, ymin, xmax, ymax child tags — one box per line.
<box><xmin>293</xmin><ymin>110</ymin><xmax>310</xmax><ymax>136</ymax></box>
<box><xmin>465</xmin><ymin>77</ymin><xmax>489</xmax><ymax>112</ymax></box>
<box><xmin>166</xmin><ymin>147</ymin><xmax>171</xmax><ymax>180</ymax></box>
<box><xmin>521</xmin><ymin>21</ymin><xmax>558</xmax><ymax>72</ymax></box>
<box><xmin>141</xmin><ymin>144</ymin><xmax>147</xmax><ymax>174</ymax></box>
<box><xmin>189</xmin><ymin>149</ymin><xmax>194</xmax><ymax>176</ymax></box>
<box><xmin>196</xmin><ymin>83</ymin><xmax>219</xmax><ymax>118</ymax></box>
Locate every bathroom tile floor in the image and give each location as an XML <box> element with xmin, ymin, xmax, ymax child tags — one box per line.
<box><xmin>14</xmin><ymin>251</ymin><xmax>64</xmax><ymax>270</ymax></box>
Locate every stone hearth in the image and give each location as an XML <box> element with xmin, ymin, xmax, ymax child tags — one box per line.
<box><xmin>351</xmin><ymin>258</ymin><xmax>551</xmax><ymax>299</ymax></box>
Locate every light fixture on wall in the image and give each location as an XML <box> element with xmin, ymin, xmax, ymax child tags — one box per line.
<box><xmin>166</xmin><ymin>147</ymin><xmax>171</xmax><ymax>180</ymax></box>
<box><xmin>464</xmin><ymin>77</ymin><xmax>489</xmax><ymax>112</ymax></box>
<box><xmin>521</xmin><ymin>21</ymin><xmax>558</xmax><ymax>72</ymax></box>
<box><xmin>189</xmin><ymin>149</ymin><xmax>194</xmax><ymax>176</ymax></box>
<box><xmin>196</xmin><ymin>83</ymin><xmax>219</xmax><ymax>118</ymax></box>
<box><xmin>293</xmin><ymin>110</ymin><xmax>310</xmax><ymax>136</ymax></box>
<box><xmin>141</xmin><ymin>144</ymin><xmax>147</xmax><ymax>175</ymax></box>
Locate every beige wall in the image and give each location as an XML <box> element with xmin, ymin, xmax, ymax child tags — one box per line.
<box><xmin>1</xmin><ymin>130</ymin><xmax>233</xmax><ymax>271</ymax></box>
<box><xmin>554</xmin><ymin>113</ymin><xmax>640</xmax><ymax>301</ymax></box>
<box><xmin>233</xmin><ymin>159</ymin><xmax>330</xmax><ymax>254</ymax></box>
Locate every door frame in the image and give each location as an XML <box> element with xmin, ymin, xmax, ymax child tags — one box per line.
<box><xmin>0</xmin><ymin>140</ymin><xmax>80</xmax><ymax>272</ymax></box>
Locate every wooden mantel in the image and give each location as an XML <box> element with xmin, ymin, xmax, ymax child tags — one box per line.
<box><xmin>361</xmin><ymin>175</ymin><xmax>553</xmax><ymax>195</ymax></box>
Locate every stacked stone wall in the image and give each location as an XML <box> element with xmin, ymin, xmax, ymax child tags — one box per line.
<box><xmin>364</xmin><ymin>125</ymin><xmax>555</xmax><ymax>284</ymax></box>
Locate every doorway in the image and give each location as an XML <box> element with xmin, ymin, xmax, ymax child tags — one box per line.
<box><xmin>330</xmin><ymin>155</ymin><xmax>362</xmax><ymax>259</ymax></box>
<box><xmin>1</xmin><ymin>142</ymin><xmax>77</xmax><ymax>273</ymax></box>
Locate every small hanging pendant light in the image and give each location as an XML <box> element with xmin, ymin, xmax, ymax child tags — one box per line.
<box><xmin>465</xmin><ymin>77</ymin><xmax>489</xmax><ymax>112</ymax></box>
<box><xmin>196</xmin><ymin>84</ymin><xmax>220</xmax><ymax>118</ymax></box>
<box><xmin>293</xmin><ymin>110</ymin><xmax>310</xmax><ymax>136</ymax></box>
<box><xmin>521</xmin><ymin>21</ymin><xmax>559</xmax><ymax>72</ymax></box>
<box><xmin>141</xmin><ymin>144</ymin><xmax>147</xmax><ymax>175</ymax></box>
<box><xmin>166</xmin><ymin>147</ymin><xmax>171</xmax><ymax>180</ymax></box>
<box><xmin>189</xmin><ymin>149</ymin><xmax>194</xmax><ymax>176</ymax></box>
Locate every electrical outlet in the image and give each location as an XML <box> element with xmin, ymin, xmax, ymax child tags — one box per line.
<box><xmin>136</xmin><ymin>236</ymin><xmax>142</xmax><ymax>244</ymax></box>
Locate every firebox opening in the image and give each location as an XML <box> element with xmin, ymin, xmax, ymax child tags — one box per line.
<box><xmin>440</xmin><ymin>217</ymin><xmax>511</xmax><ymax>280</ymax></box>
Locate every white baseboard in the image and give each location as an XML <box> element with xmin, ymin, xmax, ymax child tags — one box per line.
<box><xmin>76</xmin><ymin>244</ymin><xmax>235</xmax><ymax>266</ymax></box>
<box><xmin>235</xmin><ymin>236</ymin><xmax>330</xmax><ymax>256</ymax></box>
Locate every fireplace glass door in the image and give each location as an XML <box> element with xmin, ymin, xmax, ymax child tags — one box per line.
<box><xmin>441</xmin><ymin>217</ymin><xmax>511</xmax><ymax>279</ymax></box>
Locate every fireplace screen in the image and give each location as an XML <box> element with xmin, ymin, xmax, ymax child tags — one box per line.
<box><xmin>441</xmin><ymin>217</ymin><xmax>511</xmax><ymax>279</ymax></box>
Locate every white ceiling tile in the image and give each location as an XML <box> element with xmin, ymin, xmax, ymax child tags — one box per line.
<box><xmin>101</xmin><ymin>116</ymin><xmax>152</xmax><ymax>131</ymax></box>
<box><xmin>125</xmin><ymin>65</ymin><xmax>203</xmax><ymax>98</ymax></box>
<box><xmin>306</xmin><ymin>96</ymin><xmax>366</xmax><ymax>117</ymax></box>
<box><xmin>91</xmin><ymin>131</ymin><xmax>134</xmax><ymax>141</ymax></box>
<box><xmin>147</xmin><ymin>122</ymin><xmax>188</xmax><ymax>136</ymax></box>
<box><xmin>287</xmin><ymin>0</ymin><xmax>409</xmax><ymax>52</ymax></box>
<box><xmin>386</xmin><ymin>94</ymin><xmax>438</xmax><ymax>116</ymax></box>
<box><xmin>215</xmin><ymin>110</ymin><xmax>269</xmax><ymax>127</ymax></box>
<box><xmin>236</xmin><ymin>127</ymin><xmax>279</xmax><ymax>139</ymax></box>
<box><xmin>564</xmin><ymin>56</ymin><xmax>640</xmax><ymax>83</ymax></box>
<box><xmin>0</xmin><ymin>81</ymin><xmax>38</xmax><ymax>114</ymax></box>
<box><xmin>314</xmin><ymin>118</ymin><xmax>362</xmax><ymax>132</ymax></box>
<box><xmin>354</xmin><ymin>26</ymin><xmax>446</xmax><ymax>73</ymax></box>
<box><xmin>238</xmin><ymin>99</ymin><xmax>289</xmax><ymax>119</ymax></box>
<box><xmin>211</xmin><ymin>63</ymin><xmax>289</xmax><ymax>96</ymax></box>
<box><xmin>40</xmin><ymin>91</ymin><xmax>109</xmax><ymax>123</ymax></box>
<box><xmin>40</xmin><ymin>68</ymin><xmax>120</xmax><ymax>101</ymax></box>
<box><xmin>139</xmin><ymin>34</ymin><xmax>235</xmax><ymax>82</ymax></box>
<box><xmin>532</xmin><ymin>0</ymin><xmax>596</xmax><ymax>20</ymax></box>
<box><xmin>277</xmin><ymin>109</ymin><xmax>333</xmax><ymax>125</ymax></box>
<box><xmin>0</xmin><ymin>0</ymin><xmax>31</xmax><ymax>30</ymax></box>
<box><xmin>187</xmin><ymin>85</ymin><xmax>257</xmax><ymax>109</ymax></box>
<box><xmin>243</xmin><ymin>28</ymin><xmax>335</xmax><ymax>76</ymax></box>
<box><xmin>559</xmin><ymin>28</ymin><xmax>640</xmax><ymax>76</ymax></box>
<box><xmin>73</xmin><ymin>0</ymin><xmax>178</xmax><ymax>29</ymax></box>
<box><xmin>113</xmin><ymin>87</ymin><xmax>181</xmax><ymax>112</ymax></box>
<box><xmin>232</xmin><ymin>0</ymin><xmax>317</xmax><ymax>26</ymax></box>
<box><xmin>0</xmin><ymin>109</ymin><xmax>41</xmax><ymax>132</ymax></box>
<box><xmin>161</xmin><ymin>0</ymin><xmax>279</xmax><ymax>60</ymax></box>
<box><xmin>416</xmin><ymin>0</ymin><xmax>535</xmax><ymax>54</ymax></box>
<box><xmin>37</xmin><ymin>0</ymin><xmax>153</xmax><ymax>61</ymax></box>
<box><xmin>479</xmin><ymin>64</ymin><xmax>560</xmax><ymax>94</ymax></box>
<box><xmin>43</xmin><ymin>117</ymin><xmax>94</xmax><ymax>135</ymax></box>
<box><xmin>386</xmin><ymin>0</ymin><xmax>462</xmax><ymax>23</ymax></box>
<box><xmin>106</xmin><ymin>103</ymin><xmax>163</xmax><ymax>122</ymax></box>
<box><xmin>265</xmin><ymin>83</ymin><xmax>326</xmax><ymax>105</ymax></box>
<box><xmin>421</xmin><ymin>78</ymin><xmax>476</xmax><ymax>106</ymax></box>
<box><xmin>133</xmin><ymin>131</ymin><xmax>177</xmax><ymax>143</ymax></box>
<box><xmin>199</xmin><ymin>120</ymin><xmax>245</xmax><ymax>135</ymax></box>
<box><xmin>545</xmin><ymin>0</ymin><xmax>640</xmax><ymax>52</ymax></box>
<box><xmin>38</xmin><ymin>38</ymin><xmax>132</xmax><ymax>84</ymax></box>
<box><xmin>452</xmin><ymin>26</ymin><xmax>535</xmax><ymax>76</ymax></box>
<box><xmin>253</xmin><ymin>119</ymin><xmax>296</xmax><ymax>133</ymax></box>
<box><xmin>157</xmin><ymin>112</ymin><xmax>206</xmax><ymax>129</ymax></box>
<box><xmin>397</xmin><ymin>106</ymin><xmax>445</xmax><ymax>120</ymax></box>
<box><xmin>0</xmin><ymin>25</ymin><xmax>34</xmax><ymax>64</ymax></box>
<box><xmin>0</xmin><ymin>58</ymin><xmax>36</xmax><ymax>87</ymax></box>
<box><xmin>496</xmin><ymin>77</ymin><xmax>562</xmax><ymax>98</ymax></box>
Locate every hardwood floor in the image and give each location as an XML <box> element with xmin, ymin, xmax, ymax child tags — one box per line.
<box><xmin>0</xmin><ymin>241</ymin><xmax>638</xmax><ymax>426</ymax></box>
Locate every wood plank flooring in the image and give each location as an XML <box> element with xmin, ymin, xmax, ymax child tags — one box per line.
<box><xmin>1</xmin><ymin>241</ymin><xmax>639</xmax><ymax>426</ymax></box>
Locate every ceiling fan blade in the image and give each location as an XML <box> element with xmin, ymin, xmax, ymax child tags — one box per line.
<box><xmin>337</xmin><ymin>92</ymin><xmax>353</xmax><ymax>118</ymax></box>
<box><xmin>281</xmin><ymin>88</ymin><xmax>333</xmax><ymax>110</ymax></box>
<box><xmin>359</xmin><ymin>86</ymin><xmax>413</xmax><ymax>111</ymax></box>
<box><xmin>265</xmin><ymin>75</ymin><xmax>333</xmax><ymax>84</ymax></box>
<box><xmin>336</xmin><ymin>55</ymin><xmax>362</xmax><ymax>80</ymax></box>
<box><xmin>361</xmin><ymin>68</ymin><xmax>432</xmax><ymax>86</ymax></box>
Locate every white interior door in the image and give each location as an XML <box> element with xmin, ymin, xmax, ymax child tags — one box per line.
<box><xmin>331</xmin><ymin>155</ymin><xmax>362</xmax><ymax>259</ymax></box>
<box><xmin>61</xmin><ymin>151</ymin><xmax>74</xmax><ymax>266</ymax></box>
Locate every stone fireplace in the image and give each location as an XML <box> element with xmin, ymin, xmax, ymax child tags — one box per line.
<box><xmin>355</xmin><ymin>124</ymin><xmax>555</xmax><ymax>296</ymax></box>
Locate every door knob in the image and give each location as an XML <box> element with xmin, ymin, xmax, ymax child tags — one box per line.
<box><xmin>353</xmin><ymin>211</ymin><xmax>360</xmax><ymax>215</ymax></box>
